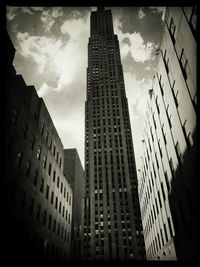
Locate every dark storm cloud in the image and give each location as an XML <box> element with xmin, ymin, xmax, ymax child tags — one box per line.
<box><xmin>112</xmin><ymin>7</ymin><xmax>163</xmax><ymax>44</ymax></box>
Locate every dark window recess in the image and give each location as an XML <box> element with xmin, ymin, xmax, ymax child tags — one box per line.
<box><xmin>161</xmin><ymin>182</ymin><xmax>166</xmax><ymax>201</ymax></box>
<box><xmin>171</xmin><ymin>87</ymin><xmax>179</xmax><ymax>107</ymax></box>
<box><xmin>51</xmin><ymin>191</ymin><xmax>54</xmax><ymax>204</ymax></box>
<box><xmin>53</xmin><ymin>170</ymin><xmax>56</xmax><ymax>182</ymax></box>
<box><xmin>16</xmin><ymin>150</ymin><xmax>22</xmax><ymax>167</ymax></box>
<box><xmin>40</xmin><ymin>178</ymin><xmax>44</xmax><ymax>193</ymax></box>
<box><xmin>26</xmin><ymin>160</ymin><xmax>31</xmax><ymax>176</ymax></box>
<box><xmin>30</xmin><ymin>135</ymin><xmax>35</xmax><ymax>150</ymax></box>
<box><xmin>175</xmin><ymin>141</ymin><xmax>183</xmax><ymax>165</ymax></box>
<box><xmin>46</xmin><ymin>185</ymin><xmax>49</xmax><ymax>199</ymax></box>
<box><xmin>43</xmin><ymin>155</ymin><xmax>47</xmax><ymax>168</ymax></box>
<box><xmin>41</xmin><ymin>122</ymin><xmax>44</xmax><ymax>135</ymax></box>
<box><xmin>48</xmin><ymin>163</ymin><xmax>52</xmax><ymax>176</ymax></box>
<box><xmin>179</xmin><ymin>49</ymin><xmax>188</xmax><ymax>80</ymax></box>
<box><xmin>169</xmin><ymin>158</ymin><xmax>175</xmax><ymax>180</ymax></box>
<box><xmin>33</xmin><ymin>170</ymin><xmax>38</xmax><ymax>186</ymax></box>
<box><xmin>169</xmin><ymin>17</ymin><xmax>176</xmax><ymax>43</ymax></box>
<box><xmin>22</xmin><ymin>122</ymin><xmax>28</xmax><ymax>139</ymax></box>
<box><xmin>164</xmin><ymin>171</ymin><xmax>170</xmax><ymax>192</ymax></box>
<box><xmin>168</xmin><ymin>217</ymin><xmax>173</xmax><ymax>238</ymax></box>
<box><xmin>36</xmin><ymin>146</ymin><xmax>41</xmax><ymax>159</ymax></box>
<box><xmin>11</xmin><ymin>107</ymin><xmax>18</xmax><ymax>125</ymax></box>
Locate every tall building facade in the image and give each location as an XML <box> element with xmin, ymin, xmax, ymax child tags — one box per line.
<box><xmin>5</xmin><ymin>33</ymin><xmax>73</xmax><ymax>261</ymax></box>
<box><xmin>138</xmin><ymin>7</ymin><xmax>196</xmax><ymax>260</ymax></box>
<box><xmin>82</xmin><ymin>7</ymin><xmax>146</xmax><ymax>260</ymax></box>
<box><xmin>63</xmin><ymin>149</ymin><xmax>85</xmax><ymax>259</ymax></box>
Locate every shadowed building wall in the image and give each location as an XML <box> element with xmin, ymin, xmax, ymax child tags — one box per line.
<box><xmin>5</xmin><ymin>33</ymin><xmax>73</xmax><ymax>261</ymax></box>
<box><xmin>63</xmin><ymin>148</ymin><xmax>85</xmax><ymax>259</ymax></box>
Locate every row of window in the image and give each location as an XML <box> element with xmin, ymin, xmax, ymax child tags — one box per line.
<box><xmin>20</xmin><ymin>189</ymin><xmax>71</xmax><ymax>241</ymax></box>
<box><xmin>16</xmin><ymin>150</ymin><xmax>71</xmax><ymax>205</ymax></box>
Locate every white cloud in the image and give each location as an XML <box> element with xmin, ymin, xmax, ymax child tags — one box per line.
<box><xmin>40</xmin><ymin>10</ymin><xmax>55</xmax><ymax>31</ymax></box>
<box><xmin>121</xmin><ymin>32</ymin><xmax>155</xmax><ymax>62</ymax></box>
<box><xmin>149</xmin><ymin>6</ymin><xmax>166</xmax><ymax>21</ymax></box>
<box><xmin>52</xmin><ymin>7</ymin><xmax>63</xmax><ymax>18</ymax></box>
<box><xmin>31</xmin><ymin>7</ymin><xmax>44</xmax><ymax>12</ymax></box>
<box><xmin>114</xmin><ymin>18</ymin><xmax>156</xmax><ymax>63</ymax></box>
<box><xmin>6</xmin><ymin>6</ymin><xmax>18</xmax><ymax>21</ymax></box>
<box><xmin>37</xmin><ymin>83</ymin><xmax>50</xmax><ymax>97</ymax></box>
<box><xmin>21</xmin><ymin>7</ymin><xmax>33</xmax><ymax>15</ymax></box>
<box><xmin>16</xmin><ymin>12</ymin><xmax>90</xmax><ymax>93</ymax></box>
<box><xmin>138</xmin><ymin>8</ymin><xmax>146</xmax><ymax>19</ymax></box>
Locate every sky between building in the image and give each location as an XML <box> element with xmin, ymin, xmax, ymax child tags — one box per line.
<box><xmin>6</xmin><ymin>6</ymin><xmax>165</xmax><ymax>178</ymax></box>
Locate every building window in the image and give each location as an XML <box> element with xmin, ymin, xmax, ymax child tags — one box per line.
<box><xmin>179</xmin><ymin>49</ymin><xmax>188</xmax><ymax>80</ymax></box>
<box><xmin>16</xmin><ymin>150</ymin><xmax>22</xmax><ymax>167</ymax></box>
<box><xmin>175</xmin><ymin>141</ymin><xmax>183</xmax><ymax>165</ymax></box>
<box><xmin>43</xmin><ymin>154</ymin><xmax>47</xmax><ymax>169</ymax></box>
<box><xmin>51</xmin><ymin>191</ymin><xmax>54</xmax><ymax>205</ymax></box>
<box><xmin>168</xmin><ymin>217</ymin><xmax>173</xmax><ymax>238</ymax></box>
<box><xmin>41</xmin><ymin>122</ymin><xmax>44</xmax><ymax>135</ymax></box>
<box><xmin>26</xmin><ymin>160</ymin><xmax>31</xmax><ymax>177</ymax></box>
<box><xmin>40</xmin><ymin>178</ymin><xmax>44</xmax><ymax>193</ymax></box>
<box><xmin>164</xmin><ymin>171</ymin><xmax>170</xmax><ymax>192</ymax></box>
<box><xmin>161</xmin><ymin>182</ymin><xmax>166</xmax><ymax>201</ymax></box>
<box><xmin>53</xmin><ymin>170</ymin><xmax>56</xmax><ymax>182</ymax></box>
<box><xmin>46</xmin><ymin>185</ymin><xmax>49</xmax><ymax>199</ymax></box>
<box><xmin>48</xmin><ymin>163</ymin><xmax>52</xmax><ymax>176</ymax></box>
<box><xmin>190</xmin><ymin>6</ymin><xmax>197</xmax><ymax>33</ymax></box>
<box><xmin>57</xmin><ymin>176</ymin><xmax>60</xmax><ymax>188</ymax></box>
<box><xmin>169</xmin><ymin>158</ymin><xmax>175</xmax><ymax>180</ymax></box>
<box><xmin>59</xmin><ymin>201</ymin><xmax>61</xmax><ymax>214</ymax></box>
<box><xmin>33</xmin><ymin>170</ymin><xmax>38</xmax><ymax>186</ymax></box>
<box><xmin>55</xmin><ymin>197</ymin><xmax>58</xmax><ymax>209</ymax></box>
<box><xmin>169</xmin><ymin>17</ymin><xmax>176</xmax><ymax>43</ymax></box>
<box><xmin>11</xmin><ymin>107</ymin><xmax>18</xmax><ymax>125</ymax></box>
<box><xmin>36</xmin><ymin>146</ymin><xmax>41</xmax><ymax>159</ymax></box>
<box><xmin>30</xmin><ymin>135</ymin><xmax>35</xmax><ymax>151</ymax></box>
<box><xmin>22</xmin><ymin>122</ymin><xmax>28</xmax><ymax>139</ymax></box>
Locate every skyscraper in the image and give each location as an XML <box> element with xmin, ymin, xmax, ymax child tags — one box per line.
<box><xmin>82</xmin><ymin>7</ymin><xmax>146</xmax><ymax>260</ymax></box>
<box><xmin>139</xmin><ymin>7</ymin><xmax>196</xmax><ymax>260</ymax></box>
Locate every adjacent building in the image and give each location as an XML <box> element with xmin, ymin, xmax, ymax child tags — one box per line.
<box><xmin>138</xmin><ymin>7</ymin><xmax>196</xmax><ymax>260</ymax></box>
<box><xmin>82</xmin><ymin>7</ymin><xmax>146</xmax><ymax>260</ymax></box>
<box><xmin>5</xmin><ymin>32</ymin><xmax>73</xmax><ymax>261</ymax></box>
<box><xmin>63</xmin><ymin>149</ymin><xmax>85</xmax><ymax>259</ymax></box>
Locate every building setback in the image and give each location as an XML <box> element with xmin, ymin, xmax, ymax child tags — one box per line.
<box><xmin>138</xmin><ymin>7</ymin><xmax>196</xmax><ymax>260</ymax></box>
<box><xmin>82</xmin><ymin>7</ymin><xmax>146</xmax><ymax>260</ymax></box>
<box><xmin>5</xmin><ymin>33</ymin><xmax>73</xmax><ymax>261</ymax></box>
<box><xmin>63</xmin><ymin>149</ymin><xmax>85</xmax><ymax>259</ymax></box>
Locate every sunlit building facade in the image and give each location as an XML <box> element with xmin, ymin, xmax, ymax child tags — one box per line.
<box><xmin>138</xmin><ymin>7</ymin><xmax>196</xmax><ymax>260</ymax></box>
<box><xmin>6</xmin><ymin>33</ymin><xmax>73</xmax><ymax>261</ymax></box>
<box><xmin>82</xmin><ymin>7</ymin><xmax>146</xmax><ymax>260</ymax></box>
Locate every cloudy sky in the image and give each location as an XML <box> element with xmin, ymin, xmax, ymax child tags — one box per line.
<box><xmin>6</xmin><ymin>6</ymin><xmax>165</xmax><ymax>174</ymax></box>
